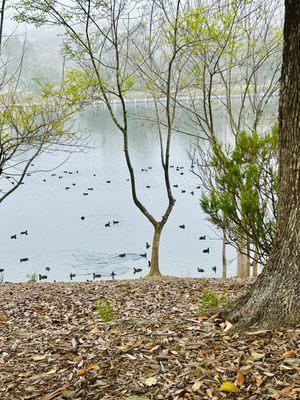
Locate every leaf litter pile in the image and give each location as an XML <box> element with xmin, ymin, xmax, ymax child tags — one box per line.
<box><xmin>0</xmin><ymin>278</ymin><xmax>299</xmax><ymax>399</ymax></box>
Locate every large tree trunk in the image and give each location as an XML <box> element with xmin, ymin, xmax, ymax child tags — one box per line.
<box><xmin>223</xmin><ymin>0</ymin><xmax>300</xmax><ymax>329</ymax></box>
<box><xmin>149</xmin><ymin>224</ymin><xmax>163</xmax><ymax>277</ymax></box>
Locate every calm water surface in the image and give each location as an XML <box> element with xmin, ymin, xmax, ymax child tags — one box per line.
<box><xmin>0</xmin><ymin>102</ymin><xmax>265</xmax><ymax>282</ymax></box>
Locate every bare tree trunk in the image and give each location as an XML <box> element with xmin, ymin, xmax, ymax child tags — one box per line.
<box><xmin>222</xmin><ymin>229</ymin><xmax>227</xmax><ymax>279</ymax></box>
<box><xmin>236</xmin><ymin>247</ymin><xmax>244</xmax><ymax>278</ymax></box>
<box><xmin>252</xmin><ymin>248</ymin><xmax>259</xmax><ymax>277</ymax></box>
<box><xmin>223</xmin><ymin>0</ymin><xmax>300</xmax><ymax>329</ymax></box>
<box><xmin>237</xmin><ymin>241</ymin><xmax>249</xmax><ymax>278</ymax></box>
<box><xmin>0</xmin><ymin>0</ymin><xmax>6</xmax><ymax>54</ymax></box>
<box><xmin>245</xmin><ymin>239</ymin><xmax>251</xmax><ymax>277</ymax></box>
<box><xmin>149</xmin><ymin>225</ymin><xmax>163</xmax><ymax>277</ymax></box>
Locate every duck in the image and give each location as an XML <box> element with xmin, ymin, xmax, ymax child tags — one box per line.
<box><xmin>65</xmin><ymin>186</ymin><xmax>70</xmax><ymax>190</ymax></box>
<box><xmin>20</xmin><ymin>230</ymin><xmax>28</xmax><ymax>235</ymax></box>
<box><xmin>140</xmin><ymin>252</ymin><xmax>147</xmax><ymax>258</ymax></box>
<box><xmin>106</xmin><ymin>180</ymin><xmax>111</xmax><ymax>183</ymax></box>
<box><xmin>59</xmin><ymin>176</ymin><xmax>63</xmax><ymax>179</ymax></box>
<box><xmin>10</xmin><ymin>234</ymin><xmax>17</xmax><ymax>239</ymax></box>
<box><xmin>81</xmin><ymin>216</ymin><xmax>85</xmax><ymax>221</ymax></box>
<box><xmin>105</xmin><ymin>222</ymin><xmax>110</xmax><ymax>227</ymax></box>
<box><xmin>87</xmin><ymin>187</ymin><xmax>93</xmax><ymax>191</ymax></box>
<box><xmin>83</xmin><ymin>192</ymin><xmax>88</xmax><ymax>196</ymax></box>
<box><xmin>39</xmin><ymin>274</ymin><xmax>47</xmax><ymax>280</ymax></box>
<box><xmin>118</xmin><ymin>253</ymin><xmax>126</xmax><ymax>257</ymax></box>
<box><xmin>20</xmin><ymin>258</ymin><xmax>29</xmax><ymax>262</ymax></box>
<box><xmin>196</xmin><ymin>186</ymin><xmax>201</xmax><ymax>189</ymax></box>
<box><xmin>51</xmin><ymin>173</ymin><xmax>56</xmax><ymax>177</ymax></box>
<box><xmin>212</xmin><ymin>266</ymin><xmax>217</xmax><ymax>273</ymax></box>
<box><xmin>113</xmin><ymin>220</ymin><xmax>119</xmax><ymax>224</ymax></box>
<box><xmin>0</xmin><ymin>268</ymin><xmax>4</xmax><ymax>273</ymax></box>
<box><xmin>146</xmin><ymin>185</ymin><xmax>151</xmax><ymax>188</ymax></box>
<box><xmin>199</xmin><ymin>235</ymin><xmax>206</xmax><ymax>240</ymax></box>
<box><xmin>197</xmin><ymin>268</ymin><xmax>204</xmax><ymax>272</ymax></box>
<box><xmin>70</xmin><ymin>273</ymin><xmax>76</xmax><ymax>280</ymax></box>
<box><xmin>93</xmin><ymin>272</ymin><xmax>101</xmax><ymax>279</ymax></box>
<box><xmin>72</xmin><ymin>183</ymin><xmax>76</xmax><ymax>186</ymax></box>
<box><xmin>191</xmin><ymin>191</ymin><xmax>194</xmax><ymax>195</ymax></box>
<box><xmin>148</xmin><ymin>261</ymin><xmax>151</xmax><ymax>268</ymax></box>
<box><xmin>181</xmin><ymin>190</ymin><xmax>186</xmax><ymax>193</ymax></box>
<box><xmin>133</xmin><ymin>268</ymin><xmax>142</xmax><ymax>273</ymax></box>
<box><xmin>179</xmin><ymin>224</ymin><xmax>185</xmax><ymax>229</ymax></box>
<box><xmin>43</xmin><ymin>179</ymin><xmax>47</xmax><ymax>182</ymax></box>
<box><xmin>170</xmin><ymin>165</ymin><xmax>174</xmax><ymax>168</ymax></box>
<box><xmin>203</xmin><ymin>248</ymin><xmax>209</xmax><ymax>254</ymax></box>
<box><xmin>146</xmin><ymin>242</ymin><xmax>150</xmax><ymax>249</ymax></box>
<box><xmin>45</xmin><ymin>267</ymin><xmax>51</xmax><ymax>272</ymax></box>
<box><xmin>180</xmin><ymin>172</ymin><xmax>184</xmax><ymax>175</ymax></box>
<box><xmin>173</xmin><ymin>184</ymin><xmax>178</xmax><ymax>188</ymax></box>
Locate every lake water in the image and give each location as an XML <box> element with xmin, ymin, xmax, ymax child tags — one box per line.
<box><xmin>0</xmin><ymin>101</ymin><xmax>275</xmax><ymax>282</ymax></box>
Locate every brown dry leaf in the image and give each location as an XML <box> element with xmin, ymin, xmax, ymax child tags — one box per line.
<box><xmin>235</xmin><ymin>370</ymin><xmax>245</xmax><ymax>386</ymax></box>
<box><xmin>76</xmin><ymin>363</ymin><xmax>101</xmax><ymax>376</ymax></box>
<box><xmin>41</xmin><ymin>385</ymin><xmax>68</xmax><ymax>400</ymax></box>
<box><xmin>246</xmin><ymin>330</ymin><xmax>270</xmax><ymax>336</ymax></box>
<box><xmin>192</xmin><ymin>379</ymin><xmax>203</xmax><ymax>392</ymax></box>
<box><xmin>282</xmin><ymin>350</ymin><xmax>296</xmax><ymax>358</ymax></box>
<box><xmin>90</xmin><ymin>326</ymin><xmax>100</xmax><ymax>334</ymax></box>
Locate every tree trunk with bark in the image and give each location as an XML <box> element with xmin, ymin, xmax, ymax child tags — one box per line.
<box><xmin>149</xmin><ymin>224</ymin><xmax>163</xmax><ymax>277</ymax></box>
<box><xmin>223</xmin><ymin>0</ymin><xmax>300</xmax><ymax>329</ymax></box>
<box><xmin>252</xmin><ymin>248</ymin><xmax>259</xmax><ymax>278</ymax></box>
<box><xmin>222</xmin><ymin>229</ymin><xmax>227</xmax><ymax>279</ymax></box>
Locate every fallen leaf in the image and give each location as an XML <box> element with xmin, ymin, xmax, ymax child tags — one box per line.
<box><xmin>144</xmin><ymin>376</ymin><xmax>157</xmax><ymax>386</ymax></box>
<box><xmin>41</xmin><ymin>385</ymin><xmax>68</xmax><ymax>400</ymax></box>
<box><xmin>90</xmin><ymin>326</ymin><xmax>100</xmax><ymax>334</ymax></box>
<box><xmin>192</xmin><ymin>379</ymin><xmax>203</xmax><ymax>392</ymax></box>
<box><xmin>32</xmin><ymin>354</ymin><xmax>47</xmax><ymax>361</ymax></box>
<box><xmin>282</xmin><ymin>350</ymin><xmax>296</xmax><ymax>358</ymax></box>
<box><xmin>76</xmin><ymin>363</ymin><xmax>101</xmax><ymax>376</ymax></box>
<box><xmin>235</xmin><ymin>370</ymin><xmax>245</xmax><ymax>386</ymax></box>
<box><xmin>251</xmin><ymin>351</ymin><xmax>265</xmax><ymax>360</ymax></box>
<box><xmin>219</xmin><ymin>381</ymin><xmax>239</xmax><ymax>392</ymax></box>
<box><xmin>246</xmin><ymin>330</ymin><xmax>270</xmax><ymax>336</ymax></box>
<box><xmin>223</xmin><ymin>321</ymin><xmax>233</xmax><ymax>332</ymax></box>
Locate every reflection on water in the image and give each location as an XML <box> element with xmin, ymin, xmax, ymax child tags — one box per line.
<box><xmin>0</xmin><ymin>101</ymin><xmax>276</xmax><ymax>282</ymax></box>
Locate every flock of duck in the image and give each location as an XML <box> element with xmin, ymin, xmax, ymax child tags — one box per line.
<box><xmin>0</xmin><ymin>163</ymin><xmax>218</xmax><ymax>282</ymax></box>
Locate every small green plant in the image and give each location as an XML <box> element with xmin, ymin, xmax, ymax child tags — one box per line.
<box><xmin>197</xmin><ymin>289</ymin><xmax>228</xmax><ymax>311</ymax></box>
<box><xmin>27</xmin><ymin>273</ymin><xmax>37</xmax><ymax>284</ymax></box>
<box><xmin>96</xmin><ymin>297</ymin><xmax>115</xmax><ymax>322</ymax></box>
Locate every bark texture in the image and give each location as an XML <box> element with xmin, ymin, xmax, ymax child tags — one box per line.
<box><xmin>222</xmin><ymin>229</ymin><xmax>227</xmax><ymax>279</ymax></box>
<box><xmin>149</xmin><ymin>225</ymin><xmax>163</xmax><ymax>277</ymax></box>
<box><xmin>223</xmin><ymin>0</ymin><xmax>300</xmax><ymax>329</ymax></box>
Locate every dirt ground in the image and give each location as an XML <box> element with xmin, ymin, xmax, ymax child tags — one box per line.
<box><xmin>0</xmin><ymin>277</ymin><xmax>299</xmax><ymax>399</ymax></box>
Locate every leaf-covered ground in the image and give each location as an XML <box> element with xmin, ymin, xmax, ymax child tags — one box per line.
<box><xmin>0</xmin><ymin>278</ymin><xmax>299</xmax><ymax>399</ymax></box>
